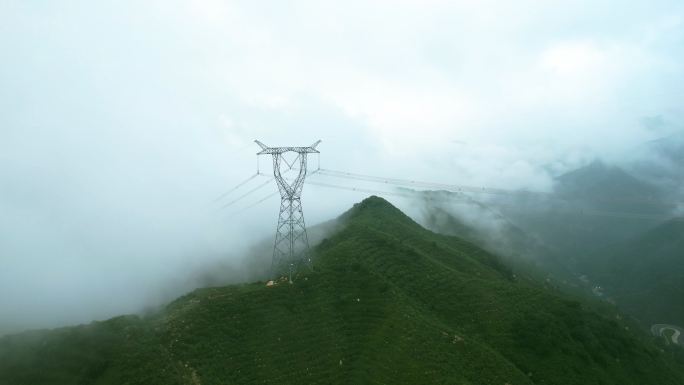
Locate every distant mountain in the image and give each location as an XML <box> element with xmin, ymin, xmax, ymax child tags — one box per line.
<box><xmin>1</xmin><ymin>197</ymin><xmax>683</xmax><ymax>384</ymax></box>
<box><xmin>415</xmin><ymin>191</ymin><xmax>579</xmax><ymax>284</ymax></box>
<box><xmin>495</xmin><ymin>160</ymin><xmax>673</xmax><ymax>276</ymax></box>
<box><xmin>555</xmin><ymin>160</ymin><xmax>666</xmax><ymax>210</ymax></box>
<box><xmin>591</xmin><ymin>219</ymin><xmax>684</xmax><ymax>327</ymax></box>
<box><xmin>642</xmin><ymin>132</ymin><xmax>684</xmax><ymax>164</ymax></box>
<box><xmin>544</xmin><ymin>160</ymin><xmax>682</xmax><ymax>326</ymax></box>
<box><xmin>628</xmin><ymin>132</ymin><xmax>684</xmax><ymax>191</ymax></box>
<box><xmin>412</xmin><ymin>160</ymin><xmax>682</xmax><ymax>333</ymax></box>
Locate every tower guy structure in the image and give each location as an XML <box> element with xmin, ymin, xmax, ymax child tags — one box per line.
<box><xmin>256</xmin><ymin>140</ymin><xmax>321</xmax><ymax>281</ymax></box>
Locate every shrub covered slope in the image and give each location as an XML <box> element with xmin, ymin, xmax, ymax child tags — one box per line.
<box><xmin>1</xmin><ymin>196</ymin><xmax>683</xmax><ymax>385</ymax></box>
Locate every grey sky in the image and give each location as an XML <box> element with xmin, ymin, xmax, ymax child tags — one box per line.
<box><xmin>1</xmin><ymin>0</ymin><xmax>683</xmax><ymax>334</ymax></box>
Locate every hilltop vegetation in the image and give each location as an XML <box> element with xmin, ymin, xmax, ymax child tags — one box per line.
<box><xmin>1</xmin><ymin>197</ymin><xmax>683</xmax><ymax>384</ymax></box>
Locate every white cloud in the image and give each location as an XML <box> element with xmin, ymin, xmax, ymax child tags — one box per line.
<box><xmin>166</xmin><ymin>0</ymin><xmax>683</xmax><ymax>160</ymax></box>
<box><xmin>1</xmin><ymin>0</ymin><xmax>684</xmax><ymax>334</ymax></box>
<box><xmin>541</xmin><ymin>41</ymin><xmax>607</xmax><ymax>76</ymax></box>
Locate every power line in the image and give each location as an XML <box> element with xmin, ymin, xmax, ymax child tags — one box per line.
<box><xmin>304</xmin><ymin>179</ymin><xmax>684</xmax><ymax>222</ymax></box>
<box><xmin>228</xmin><ymin>191</ymin><xmax>280</xmax><ymax>217</ymax></box>
<box><xmin>316</xmin><ymin>168</ymin><xmax>678</xmax><ymax>208</ymax></box>
<box><xmin>226</xmin><ymin>170</ymin><xmax>323</xmax><ymax>218</ymax></box>
<box><xmin>217</xmin><ymin>171</ymin><xmax>683</xmax><ymax>223</ymax></box>
<box><xmin>214</xmin><ymin>173</ymin><xmax>259</xmax><ymax>202</ymax></box>
<box><xmin>220</xmin><ymin>178</ymin><xmax>273</xmax><ymax>210</ymax></box>
<box><xmin>317</xmin><ymin>168</ymin><xmax>545</xmax><ymax>197</ymax></box>
<box><xmin>220</xmin><ymin>165</ymin><xmax>681</xmax><ymax>223</ymax></box>
<box><xmin>305</xmin><ymin>180</ymin><xmax>424</xmax><ymax>200</ymax></box>
<box><xmin>216</xmin><ymin>169</ymin><xmax>304</xmax><ymax>213</ymax></box>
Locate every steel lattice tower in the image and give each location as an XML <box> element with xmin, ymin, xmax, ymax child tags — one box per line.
<box><xmin>256</xmin><ymin>140</ymin><xmax>321</xmax><ymax>281</ymax></box>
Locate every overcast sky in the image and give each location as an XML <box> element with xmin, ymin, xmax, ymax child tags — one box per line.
<box><xmin>1</xmin><ymin>0</ymin><xmax>683</xmax><ymax>334</ymax></box>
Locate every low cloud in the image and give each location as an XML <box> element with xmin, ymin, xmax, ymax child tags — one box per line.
<box><xmin>1</xmin><ymin>0</ymin><xmax>683</xmax><ymax>335</ymax></box>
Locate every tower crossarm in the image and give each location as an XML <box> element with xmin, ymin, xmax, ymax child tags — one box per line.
<box><xmin>255</xmin><ymin>140</ymin><xmax>321</xmax><ymax>155</ymax></box>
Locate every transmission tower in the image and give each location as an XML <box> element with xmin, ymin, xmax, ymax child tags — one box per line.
<box><xmin>256</xmin><ymin>140</ymin><xmax>321</xmax><ymax>281</ymax></box>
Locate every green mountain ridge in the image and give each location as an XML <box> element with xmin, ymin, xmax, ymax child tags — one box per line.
<box><xmin>589</xmin><ymin>219</ymin><xmax>684</xmax><ymax>327</ymax></box>
<box><xmin>554</xmin><ymin>160</ymin><xmax>664</xmax><ymax>207</ymax></box>
<box><xmin>416</xmin><ymin>195</ymin><xmax>575</xmax><ymax>280</ymax></box>
<box><xmin>1</xmin><ymin>196</ymin><xmax>683</xmax><ymax>385</ymax></box>
<box><xmin>412</xmin><ymin>161</ymin><xmax>683</xmax><ymax>335</ymax></box>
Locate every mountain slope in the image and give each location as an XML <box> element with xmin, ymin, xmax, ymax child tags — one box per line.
<box><xmin>525</xmin><ymin>161</ymin><xmax>667</xmax><ymax>257</ymax></box>
<box><xmin>555</xmin><ymin>160</ymin><xmax>664</xmax><ymax>206</ymax></box>
<box><xmin>591</xmin><ymin>219</ymin><xmax>684</xmax><ymax>327</ymax></box>
<box><xmin>1</xmin><ymin>196</ymin><xmax>683</xmax><ymax>385</ymax></box>
<box><xmin>491</xmin><ymin>161</ymin><xmax>674</xmax><ymax>286</ymax></box>
<box><xmin>416</xmin><ymin>194</ymin><xmax>577</xmax><ymax>282</ymax></box>
<box><xmin>628</xmin><ymin>132</ymin><xmax>684</xmax><ymax>190</ymax></box>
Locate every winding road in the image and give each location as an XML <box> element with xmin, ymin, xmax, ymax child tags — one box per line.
<box><xmin>651</xmin><ymin>324</ymin><xmax>683</xmax><ymax>345</ymax></box>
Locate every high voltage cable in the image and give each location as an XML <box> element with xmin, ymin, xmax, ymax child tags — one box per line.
<box><xmin>304</xmin><ymin>180</ymin><xmax>495</xmax><ymax>208</ymax></box>
<box><xmin>220</xmin><ymin>178</ymin><xmax>273</xmax><ymax>210</ymax></box>
<box><xmin>305</xmin><ymin>180</ymin><xmax>410</xmax><ymax>198</ymax></box>
<box><xmin>214</xmin><ymin>173</ymin><xmax>259</xmax><ymax>202</ymax></box>
<box><xmin>220</xmin><ymin>174</ymin><xmax>683</xmax><ymax>223</ymax></box>
<box><xmin>317</xmin><ymin>168</ymin><xmax>677</xmax><ymax>207</ymax></box>
<box><xmin>224</xmin><ymin>178</ymin><xmax>427</xmax><ymax>215</ymax></box>
<box><xmin>219</xmin><ymin>167</ymin><xmax>681</xmax><ymax>222</ymax></box>
<box><xmin>304</xmin><ymin>179</ymin><xmax>683</xmax><ymax>222</ymax></box>
<box><xmin>216</xmin><ymin>170</ymin><xmax>296</xmax><ymax>212</ymax></box>
<box><xmin>213</xmin><ymin>153</ymin><xmax>303</xmax><ymax>206</ymax></box>
<box><xmin>227</xmin><ymin>170</ymin><xmax>322</xmax><ymax>217</ymax></box>
<box><xmin>317</xmin><ymin>168</ymin><xmax>543</xmax><ymax>196</ymax></box>
<box><xmin>228</xmin><ymin>191</ymin><xmax>280</xmax><ymax>217</ymax></box>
